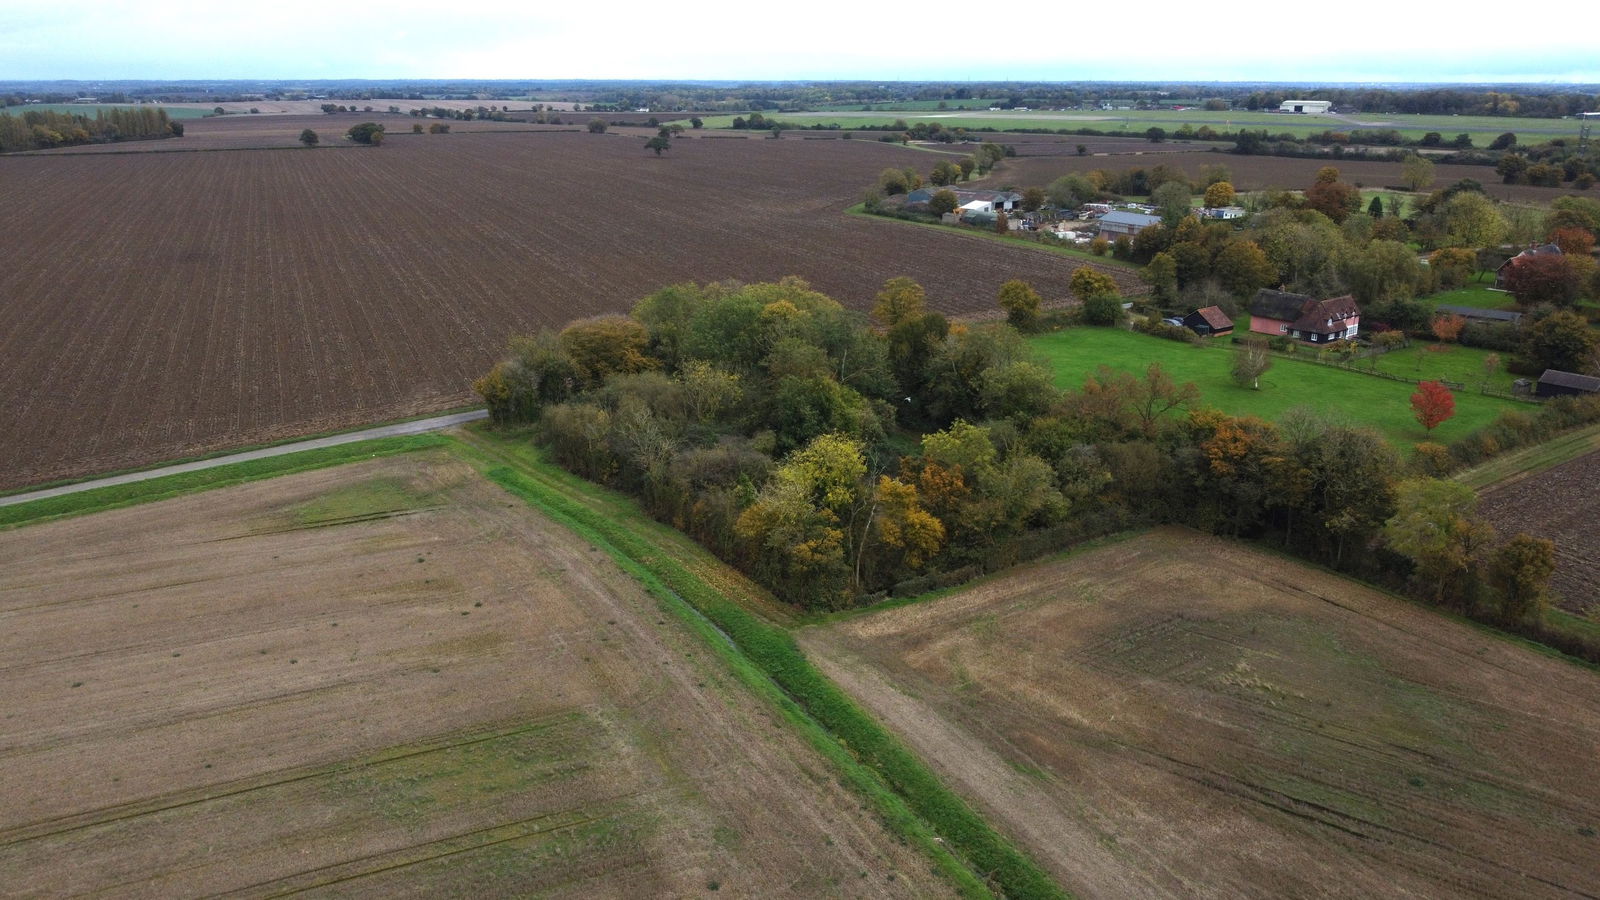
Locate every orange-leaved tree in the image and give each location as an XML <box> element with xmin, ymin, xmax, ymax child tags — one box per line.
<box><xmin>1431</xmin><ymin>313</ymin><xmax>1466</xmax><ymax>343</ymax></box>
<box><xmin>1411</xmin><ymin>380</ymin><xmax>1455</xmax><ymax>433</ymax></box>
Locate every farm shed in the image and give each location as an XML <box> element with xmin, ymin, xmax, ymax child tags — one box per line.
<box><xmin>1183</xmin><ymin>306</ymin><xmax>1235</xmax><ymax>337</ymax></box>
<box><xmin>1248</xmin><ymin>289</ymin><xmax>1360</xmax><ymax>343</ymax></box>
<box><xmin>1097</xmin><ymin>210</ymin><xmax>1162</xmax><ymax>239</ymax></box>
<box><xmin>1200</xmin><ymin>206</ymin><xmax>1245</xmax><ymax>220</ymax></box>
<box><xmin>1536</xmin><ymin>369</ymin><xmax>1600</xmax><ymax>398</ymax></box>
<box><xmin>959</xmin><ymin>199</ymin><xmax>994</xmax><ymax>215</ymax></box>
<box><xmin>1495</xmin><ymin>243</ymin><xmax>1563</xmax><ymax>289</ymax></box>
<box><xmin>950</xmin><ymin>189</ymin><xmax>1023</xmax><ymax>211</ymax></box>
<box><xmin>1279</xmin><ymin>100</ymin><xmax>1332</xmax><ymax>114</ymax></box>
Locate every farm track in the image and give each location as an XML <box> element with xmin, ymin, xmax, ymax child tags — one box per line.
<box><xmin>0</xmin><ymin>121</ymin><xmax>1133</xmax><ymax>490</ymax></box>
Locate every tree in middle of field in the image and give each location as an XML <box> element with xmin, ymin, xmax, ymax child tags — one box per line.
<box><xmin>645</xmin><ymin>134</ymin><xmax>671</xmax><ymax>155</ymax></box>
<box><xmin>299</xmin><ymin>128</ymin><xmax>318</xmax><ymax>147</ymax></box>
<box><xmin>1231</xmin><ymin>337</ymin><xmax>1273</xmax><ymax>390</ymax></box>
<box><xmin>1410</xmin><ymin>380</ymin><xmax>1456</xmax><ymax>433</ymax></box>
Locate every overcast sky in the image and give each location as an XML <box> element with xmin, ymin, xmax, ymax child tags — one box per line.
<box><xmin>1</xmin><ymin>0</ymin><xmax>1596</xmax><ymax>84</ymax></box>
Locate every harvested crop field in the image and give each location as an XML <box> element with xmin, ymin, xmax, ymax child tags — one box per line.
<box><xmin>801</xmin><ymin>528</ymin><xmax>1600</xmax><ymax>899</ymax></box>
<box><xmin>0</xmin><ymin>129</ymin><xmax>1134</xmax><ymax>490</ymax></box>
<box><xmin>1480</xmin><ymin>448</ymin><xmax>1600</xmax><ymax>612</ymax></box>
<box><xmin>0</xmin><ymin>450</ymin><xmax>945</xmax><ymax>897</ymax></box>
<box><xmin>996</xmin><ymin>150</ymin><xmax>1575</xmax><ymax>203</ymax></box>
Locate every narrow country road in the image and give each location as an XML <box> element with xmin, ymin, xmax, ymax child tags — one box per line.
<box><xmin>0</xmin><ymin>409</ymin><xmax>489</xmax><ymax>508</ymax></box>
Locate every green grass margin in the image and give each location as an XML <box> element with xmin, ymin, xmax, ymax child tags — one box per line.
<box><xmin>1456</xmin><ymin>421</ymin><xmax>1600</xmax><ymax>492</ymax></box>
<box><xmin>449</xmin><ymin>430</ymin><xmax>1067</xmax><ymax>900</ymax></box>
<box><xmin>0</xmin><ymin>434</ymin><xmax>451</xmax><ymax>530</ymax></box>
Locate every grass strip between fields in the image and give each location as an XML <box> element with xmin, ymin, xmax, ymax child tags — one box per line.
<box><xmin>449</xmin><ymin>429</ymin><xmax>1067</xmax><ymax>900</ymax></box>
<box><xmin>1456</xmin><ymin>421</ymin><xmax>1600</xmax><ymax>492</ymax></box>
<box><xmin>0</xmin><ymin>434</ymin><xmax>451</xmax><ymax>530</ymax></box>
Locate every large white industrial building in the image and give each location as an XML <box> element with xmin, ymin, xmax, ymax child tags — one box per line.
<box><xmin>1279</xmin><ymin>100</ymin><xmax>1332</xmax><ymax>114</ymax></box>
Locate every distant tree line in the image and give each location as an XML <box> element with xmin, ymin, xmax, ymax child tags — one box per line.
<box><xmin>0</xmin><ymin>106</ymin><xmax>177</xmax><ymax>153</ymax></box>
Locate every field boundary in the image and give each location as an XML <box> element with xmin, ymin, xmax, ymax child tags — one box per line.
<box><xmin>1457</xmin><ymin>421</ymin><xmax>1600</xmax><ymax>492</ymax></box>
<box><xmin>0</xmin><ymin>405</ymin><xmax>485</xmax><ymax>499</ymax></box>
<box><xmin>0</xmin><ymin>433</ymin><xmax>451</xmax><ymax>530</ymax></box>
<box><xmin>449</xmin><ymin>428</ymin><xmax>1068</xmax><ymax>899</ymax></box>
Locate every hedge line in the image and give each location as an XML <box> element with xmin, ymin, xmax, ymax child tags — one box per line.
<box><xmin>456</xmin><ymin>436</ymin><xmax>1067</xmax><ymax>900</ymax></box>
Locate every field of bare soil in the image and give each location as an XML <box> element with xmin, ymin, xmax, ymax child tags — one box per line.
<box><xmin>996</xmin><ymin>150</ymin><xmax>1574</xmax><ymax>203</ymax></box>
<box><xmin>0</xmin><ymin>451</ymin><xmax>946</xmax><ymax>897</ymax></box>
<box><xmin>0</xmin><ymin>123</ymin><xmax>1137</xmax><ymax>489</ymax></box>
<box><xmin>1480</xmin><ymin>449</ymin><xmax>1600</xmax><ymax>611</ymax></box>
<box><xmin>20</xmin><ymin>114</ymin><xmax>587</xmax><ymax>154</ymax></box>
<box><xmin>801</xmin><ymin>528</ymin><xmax>1600</xmax><ymax>899</ymax></box>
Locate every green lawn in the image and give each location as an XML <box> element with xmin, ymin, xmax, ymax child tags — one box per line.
<box><xmin>684</xmin><ymin>109</ymin><xmax>1582</xmax><ymax>143</ymax></box>
<box><xmin>1368</xmin><ymin>342</ymin><xmax>1517</xmax><ymax>391</ymax></box>
<box><xmin>1030</xmin><ymin>327</ymin><xmax>1523</xmax><ymax>449</ymax></box>
<box><xmin>1424</xmin><ymin>271</ymin><xmax>1516</xmax><ymax>311</ymax></box>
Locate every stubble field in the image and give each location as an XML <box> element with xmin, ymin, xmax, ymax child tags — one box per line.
<box><xmin>0</xmin><ymin>118</ymin><xmax>1137</xmax><ymax>490</ymax></box>
<box><xmin>801</xmin><ymin>528</ymin><xmax>1600</xmax><ymax>899</ymax></box>
<box><xmin>0</xmin><ymin>451</ymin><xmax>946</xmax><ymax>897</ymax></box>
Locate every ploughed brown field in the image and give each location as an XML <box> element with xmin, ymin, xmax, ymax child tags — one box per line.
<box><xmin>0</xmin><ymin>120</ymin><xmax>1138</xmax><ymax>490</ymax></box>
<box><xmin>996</xmin><ymin>149</ymin><xmax>1575</xmax><ymax>204</ymax></box>
<box><xmin>1480</xmin><ymin>449</ymin><xmax>1600</xmax><ymax>611</ymax></box>
<box><xmin>801</xmin><ymin>528</ymin><xmax>1600</xmax><ymax>899</ymax></box>
<box><xmin>0</xmin><ymin>451</ymin><xmax>947</xmax><ymax>897</ymax></box>
<box><xmin>20</xmin><ymin>114</ymin><xmax>591</xmax><ymax>154</ymax></box>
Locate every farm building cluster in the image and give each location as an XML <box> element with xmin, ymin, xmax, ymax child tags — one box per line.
<box><xmin>898</xmin><ymin>188</ymin><xmax>1243</xmax><ymax>245</ymax></box>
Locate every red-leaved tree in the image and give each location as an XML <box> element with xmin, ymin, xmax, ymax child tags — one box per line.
<box><xmin>1411</xmin><ymin>380</ymin><xmax>1456</xmax><ymax>433</ymax></box>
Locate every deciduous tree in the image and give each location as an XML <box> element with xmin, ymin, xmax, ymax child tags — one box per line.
<box><xmin>1505</xmin><ymin>253</ymin><xmax>1581</xmax><ymax>306</ymax></box>
<box><xmin>1440</xmin><ymin>192</ymin><xmax>1507</xmax><ymax>249</ymax></box>
<box><xmin>1410</xmin><ymin>380</ymin><xmax>1455</xmax><ymax>433</ymax></box>
<box><xmin>1489</xmin><ymin>533</ymin><xmax>1556</xmax><ymax>622</ymax></box>
<box><xmin>1401</xmin><ymin>153</ymin><xmax>1436</xmax><ymax>192</ymax></box>
<box><xmin>298</xmin><ymin>128</ymin><xmax>318</xmax><ymax>147</ymax></box>
<box><xmin>1203</xmin><ymin>181</ymin><xmax>1236</xmax><ymax>208</ymax></box>
<box><xmin>1522</xmin><ymin>309</ymin><xmax>1595</xmax><ymax>371</ymax></box>
<box><xmin>1384</xmin><ymin>478</ymin><xmax>1496</xmax><ymax>604</ymax></box>
<box><xmin>997</xmin><ymin>279</ymin><xmax>1042</xmax><ymax>331</ymax></box>
<box><xmin>1231</xmin><ymin>336</ymin><xmax>1272</xmax><ymax>389</ymax></box>
<box><xmin>1431</xmin><ymin>313</ymin><xmax>1466</xmax><ymax>343</ymax></box>
<box><xmin>872</xmin><ymin>276</ymin><xmax>926</xmax><ymax>328</ymax></box>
